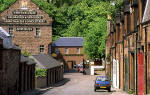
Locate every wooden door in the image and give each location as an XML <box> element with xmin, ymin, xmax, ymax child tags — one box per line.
<box><xmin>125</xmin><ymin>56</ymin><xmax>128</xmax><ymax>92</ymax></box>
<box><xmin>138</xmin><ymin>53</ymin><xmax>144</xmax><ymax>95</ymax></box>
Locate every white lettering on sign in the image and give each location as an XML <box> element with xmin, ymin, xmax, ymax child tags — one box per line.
<box><xmin>3</xmin><ymin>9</ymin><xmax>47</xmax><ymax>25</ymax></box>
<box><xmin>16</xmin><ymin>27</ymin><xmax>33</xmax><ymax>31</ymax></box>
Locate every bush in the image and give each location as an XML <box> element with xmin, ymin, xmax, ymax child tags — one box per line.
<box><xmin>35</xmin><ymin>68</ymin><xmax>47</xmax><ymax>77</ymax></box>
<box><xmin>128</xmin><ymin>89</ymin><xmax>133</xmax><ymax>94</ymax></box>
<box><xmin>23</xmin><ymin>51</ymin><xmax>31</xmax><ymax>57</ymax></box>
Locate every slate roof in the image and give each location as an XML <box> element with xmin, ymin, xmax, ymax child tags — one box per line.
<box><xmin>20</xmin><ymin>55</ymin><xmax>36</xmax><ymax>65</ymax></box>
<box><xmin>30</xmin><ymin>54</ymin><xmax>62</xmax><ymax>69</ymax></box>
<box><xmin>0</xmin><ymin>27</ymin><xmax>20</xmax><ymax>49</ymax></box>
<box><xmin>52</xmin><ymin>37</ymin><xmax>84</xmax><ymax>47</ymax></box>
<box><xmin>142</xmin><ymin>0</ymin><xmax>150</xmax><ymax>23</ymax></box>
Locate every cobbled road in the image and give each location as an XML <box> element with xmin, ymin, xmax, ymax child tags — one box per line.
<box><xmin>39</xmin><ymin>73</ymin><xmax>112</xmax><ymax>95</ymax></box>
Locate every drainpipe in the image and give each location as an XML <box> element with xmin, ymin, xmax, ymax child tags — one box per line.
<box><xmin>123</xmin><ymin>36</ymin><xmax>125</xmax><ymax>91</ymax></box>
<box><xmin>145</xmin><ymin>26</ymin><xmax>148</xmax><ymax>93</ymax></box>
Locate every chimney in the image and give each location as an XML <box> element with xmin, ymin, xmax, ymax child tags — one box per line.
<box><xmin>107</xmin><ymin>14</ymin><xmax>112</xmax><ymax>35</ymax></box>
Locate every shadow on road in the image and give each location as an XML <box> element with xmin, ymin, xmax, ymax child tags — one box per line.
<box><xmin>36</xmin><ymin>78</ymin><xmax>70</xmax><ymax>95</ymax></box>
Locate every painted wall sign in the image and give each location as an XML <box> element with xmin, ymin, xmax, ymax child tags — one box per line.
<box><xmin>2</xmin><ymin>10</ymin><xmax>47</xmax><ymax>25</ymax></box>
<box><xmin>16</xmin><ymin>27</ymin><xmax>33</xmax><ymax>31</ymax></box>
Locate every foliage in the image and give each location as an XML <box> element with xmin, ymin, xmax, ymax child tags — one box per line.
<box><xmin>148</xmin><ymin>90</ymin><xmax>150</xmax><ymax>94</ymax></box>
<box><xmin>128</xmin><ymin>89</ymin><xmax>133</xmax><ymax>94</ymax></box>
<box><xmin>84</xmin><ymin>17</ymin><xmax>107</xmax><ymax>59</ymax></box>
<box><xmin>0</xmin><ymin>0</ymin><xmax>16</xmax><ymax>13</ymax></box>
<box><xmin>35</xmin><ymin>68</ymin><xmax>47</xmax><ymax>77</ymax></box>
<box><xmin>23</xmin><ymin>51</ymin><xmax>31</xmax><ymax>57</ymax></box>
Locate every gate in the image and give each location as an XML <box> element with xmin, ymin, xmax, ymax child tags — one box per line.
<box><xmin>138</xmin><ymin>53</ymin><xmax>144</xmax><ymax>95</ymax></box>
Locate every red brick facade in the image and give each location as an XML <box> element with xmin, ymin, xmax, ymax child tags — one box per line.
<box><xmin>0</xmin><ymin>0</ymin><xmax>52</xmax><ymax>55</ymax></box>
<box><xmin>52</xmin><ymin>46</ymin><xmax>86</xmax><ymax>69</ymax></box>
<box><xmin>106</xmin><ymin>0</ymin><xmax>150</xmax><ymax>94</ymax></box>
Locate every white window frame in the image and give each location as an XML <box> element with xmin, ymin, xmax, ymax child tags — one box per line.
<box><xmin>76</xmin><ymin>48</ymin><xmax>80</xmax><ymax>54</ymax></box>
<box><xmin>65</xmin><ymin>48</ymin><xmax>69</xmax><ymax>54</ymax></box>
<box><xmin>39</xmin><ymin>45</ymin><xmax>44</xmax><ymax>53</ymax></box>
<box><xmin>8</xmin><ymin>28</ymin><xmax>13</xmax><ymax>36</ymax></box>
<box><xmin>36</xmin><ymin>28</ymin><xmax>40</xmax><ymax>37</ymax></box>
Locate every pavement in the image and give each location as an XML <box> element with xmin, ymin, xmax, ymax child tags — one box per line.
<box><xmin>111</xmin><ymin>88</ymin><xmax>130</xmax><ymax>95</ymax></box>
<box><xmin>21</xmin><ymin>72</ymin><xmax>130</xmax><ymax>95</ymax></box>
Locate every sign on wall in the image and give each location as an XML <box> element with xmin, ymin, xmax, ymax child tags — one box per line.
<box><xmin>3</xmin><ymin>10</ymin><xmax>47</xmax><ymax>25</ymax></box>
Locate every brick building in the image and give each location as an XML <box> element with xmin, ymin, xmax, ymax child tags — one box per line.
<box><xmin>0</xmin><ymin>0</ymin><xmax>52</xmax><ymax>54</ymax></box>
<box><xmin>51</xmin><ymin>37</ymin><xmax>86</xmax><ymax>70</ymax></box>
<box><xmin>106</xmin><ymin>0</ymin><xmax>150</xmax><ymax>94</ymax></box>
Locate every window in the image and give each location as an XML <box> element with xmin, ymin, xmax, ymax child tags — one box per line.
<box><xmin>65</xmin><ymin>48</ymin><xmax>69</xmax><ymax>54</ymax></box>
<box><xmin>55</xmin><ymin>48</ymin><xmax>59</xmax><ymax>54</ymax></box>
<box><xmin>8</xmin><ymin>28</ymin><xmax>13</xmax><ymax>36</ymax></box>
<box><xmin>36</xmin><ymin>28</ymin><xmax>40</xmax><ymax>37</ymax></box>
<box><xmin>76</xmin><ymin>48</ymin><xmax>80</xmax><ymax>54</ymax></box>
<box><xmin>39</xmin><ymin>45</ymin><xmax>44</xmax><ymax>53</ymax></box>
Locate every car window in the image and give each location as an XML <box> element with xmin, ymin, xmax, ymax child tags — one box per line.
<box><xmin>96</xmin><ymin>77</ymin><xmax>109</xmax><ymax>81</ymax></box>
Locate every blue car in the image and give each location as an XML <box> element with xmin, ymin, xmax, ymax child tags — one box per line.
<box><xmin>94</xmin><ymin>76</ymin><xmax>111</xmax><ymax>92</ymax></box>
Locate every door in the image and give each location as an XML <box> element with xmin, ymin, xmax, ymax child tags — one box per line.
<box><xmin>131</xmin><ymin>53</ymin><xmax>135</xmax><ymax>92</ymax></box>
<box><xmin>113</xmin><ymin>59</ymin><xmax>117</xmax><ymax>88</ymax></box>
<box><xmin>138</xmin><ymin>53</ymin><xmax>144</xmax><ymax>95</ymax></box>
<box><xmin>66</xmin><ymin>61</ymin><xmax>73</xmax><ymax>69</ymax></box>
<box><xmin>125</xmin><ymin>56</ymin><xmax>128</xmax><ymax>92</ymax></box>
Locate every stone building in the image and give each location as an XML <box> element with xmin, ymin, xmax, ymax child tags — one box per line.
<box><xmin>0</xmin><ymin>28</ymin><xmax>20</xmax><ymax>95</ymax></box>
<box><xmin>106</xmin><ymin>0</ymin><xmax>150</xmax><ymax>94</ymax></box>
<box><xmin>0</xmin><ymin>0</ymin><xmax>52</xmax><ymax>54</ymax></box>
<box><xmin>30</xmin><ymin>54</ymin><xmax>63</xmax><ymax>88</ymax></box>
<box><xmin>51</xmin><ymin>37</ymin><xmax>86</xmax><ymax>70</ymax></box>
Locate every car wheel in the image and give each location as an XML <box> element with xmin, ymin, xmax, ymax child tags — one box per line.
<box><xmin>94</xmin><ymin>88</ymin><xmax>96</xmax><ymax>92</ymax></box>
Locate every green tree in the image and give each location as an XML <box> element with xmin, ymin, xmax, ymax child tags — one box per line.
<box><xmin>84</xmin><ymin>18</ymin><xmax>107</xmax><ymax>60</ymax></box>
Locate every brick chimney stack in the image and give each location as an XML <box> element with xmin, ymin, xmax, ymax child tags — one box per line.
<box><xmin>107</xmin><ymin>14</ymin><xmax>112</xmax><ymax>35</ymax></box>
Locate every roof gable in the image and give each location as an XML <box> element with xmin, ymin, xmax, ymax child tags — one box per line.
<box><xmin>52</xmin><ymin>37</ymin><xmax>84</xmax><ymax>47</ymax></box>
<box><xmin>0</xmin><ymin>0</ymin><xmax>52</xmax><ymax>26</ymax></box>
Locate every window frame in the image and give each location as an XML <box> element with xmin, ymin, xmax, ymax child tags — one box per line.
<box><xmin>8</xmin><ymin>28</ymin><xmax>14</xmax><ymax>36</ymax></box>
<box><xmin>65</xmin><ymin>48</ymin><xmax>69</xmax><ymax>54</ymax></box>
<box><xmin>55</xmin><ymin>48</ymin><xmax>59</xmax><ymax>54</ymax></box>
<box><xmin>76</xmin><ymin>48</ymin><xmax>80</xmax><ymax>54</ymax></box>
<box><xmin>36</xmin><ymin>28</ymin><xmax>40</xmax><ymax>37</ymax></box>
<box><xmin>39</xmin><ymin>45</ymin><xmax>45</xmax><ymax>53</ymax></box>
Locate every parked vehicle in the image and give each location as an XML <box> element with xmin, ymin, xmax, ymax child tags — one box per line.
<box><xmin>78</xmin><ymin>65</ymin><xmax>83</xmax><ymax>73</ymax></box>
<box><xmin>94</xmin><ymin>76</ymin><xmax>111</xmax><ymax>92</ymax></box>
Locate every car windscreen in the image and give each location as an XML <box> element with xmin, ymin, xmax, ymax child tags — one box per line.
<box><xmin>96</xmin><ymin>77</ymin><xmax>109</xmax><ymax>81</ymax></box>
